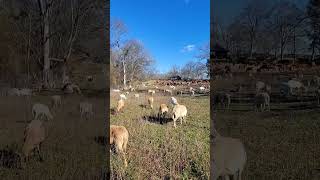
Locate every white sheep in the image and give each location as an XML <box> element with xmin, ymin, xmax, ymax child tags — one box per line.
<box><xmin>113</xmin><ymin>89</ymin><xmax>121</xmax><ymax>93</ymax></box>
<box><xmin>22</xmin><ymin>119</ymin><xmax>45</xmax><ymax>162</ymax></box>
<box><xmin>287</xmin><ymin>79</ymin><xmax>308</xmax><ymax>95</ymax></box>
<box><xmin>79</xmin><ymin>102</ymin><xmax>93</xmax><ymax>120</ymax></box>
<box><xmin>212</xmin><ymin>135</ymin><xmax>247</xmax><ymax>180</ymax></box>
<box><xmin>51</xmin><ymin>95</ymin><xmax>62</xmax><ymax>108</ymax></box>
<box><xmin>170</xmin><ymin>85</ymin><xmax>176</xmax><ymax>90</ymax></box>
<box><xmin>170</xmin><ymin>97</ymin><xmax>178</xmax><ymax>105</ymax></box>
<box><xmin>172</xmin><ymin>103</ymin><xmax>188</xmax><ymax>128</ymax></box>
<box><xmin>110</xmin><ymin>125</ymin><xmax>129</xmax><ymax>167</ymax></box>
<box><xmin>20</xmin><ymin>88</ymin><xmax>33</xmax><ymax>96</ymax></box>
<box><xmin>120</xmin><ymin>94</ymin><xmax>127</xmax><ymax>100</ymax></box>
<box><xmin>134</xmin><ymin>94</ymin><xmax>139</xmax><ymax>98</ymax></box>
<box><xmin>164</xmin><ymin>89</ymin><xmax>173</xmax><ymax>95</ymax></box>
<box><xmin>199</xmin><ymin>86</ymin><xmax>205</xmax><ymax>91</ymax></box>
<box><xmin>32</xmin><ymin>103</ymin><xmax>53</xmax><ymax>121</ymax></box>
<box><xmin>148</xmin><ymin>89</ymin><xmax>156</xmax><ymax>95</ymax></box>
<box><xmin>125</xmin><ymin>91</ymin><xmax>130</xmax><ymax>95</ymax></box>
<box><xmin>158</xmin><ymin>104</ymin><xmax>169</xmax><ymax>124</ymax></box>
<box><xmin>148</xmin><ymin>96</ymin><xmax>154</xmax><ymax>109</ymax></box>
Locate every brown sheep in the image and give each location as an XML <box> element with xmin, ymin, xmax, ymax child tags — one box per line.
<box><xmin>158</xmin><ymin>104</ymin><xmax>168</xmax><ymax>124</ymax></box>
<box><xmin>148</xmin><ymin>96</ymin><xmax>154</xmax><ymax>109</ymax></box>
<box><xmin>110</xmin><ymin>125</ymin><xmax>129</xmax><ymax>167</ymax></box>
<box><xmin>117</xmin><ymin>99</ymin><xmax>125</xmax><ymax>113</ymax></box>
<box><xmin>22</xmin><ymin>119</ymin><xmax>45</xmax><ymax>162</ymax></box>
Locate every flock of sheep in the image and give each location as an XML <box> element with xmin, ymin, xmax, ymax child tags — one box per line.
<box><xmin>1</xmin><ymin>78</ymin><xmax>96</xmax><ymax>166</ymax></box>
<box><xmin>212</xmin><ymin>71</ymin><xmax>320</xmax><ymax>179</ymax></box>
<box><xmin>110</xmin><ymin>82</ymin><xmax>208</xmax><ymax>168</ymax></box>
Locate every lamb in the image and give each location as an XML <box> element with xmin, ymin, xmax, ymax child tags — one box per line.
<box><xmin>51</xmin><ymin>95</ymin><xmax>62</xmax><ymax>108</ymax></box>
<box><xmin>172</xmin><ymin>102</ymin><xmax>188</xmax><ymax>128</ymax></box>
<box><xmin>254</xmin><ymin>92</ymin><xmax>270</xmax><ymax>112</ymax></box>
<box><xmin>79</xmin><ymin>102</ymin><xmax>93</xmax><ymax>120</ymax></box>
<box><xmin>22</xmin><ymin>119</ymin><xmax>45</xmax><ymax>162</ymax></box>
<box><xmin>213</xmin><ymin>92</ymin><xmax>231</xmax><ymax>110</ymax></box>
<box><xmin>110</xmin><ymin>125</ymin><xmax>129</xmax><ymax>167</ymax></box>
<box><xmin>212</xmin><ymin>134</ymin><xmax>246</xmax><ymax>180</ymax></box>
<box><xmin>32</xmin><ymin>103</ymin><xmax>53</xmax><ymax>121</ymax></box>
<box><xmin>148</xmin><ymin>96</ymin><xmax>154</xmax><ymax>109</ymax></box>
<box><xmin>158</xmin><ymin>104</ymin><xmax>169</xmax><ymax>124</ymax></box>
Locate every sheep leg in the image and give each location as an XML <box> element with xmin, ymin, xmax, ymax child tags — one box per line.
<box><xmin>173</xmin><ymin>118</ymin><xmax>177</xmax><ymax>128</ymax></box>
<box><xmin>36</xmin><ymin>145</ymin><xmax>43</xmax><ymax>162</ymax></box>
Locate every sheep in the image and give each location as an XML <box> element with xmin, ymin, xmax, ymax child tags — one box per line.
<box><xmin>87</xmin><ymin>75</ymin><xmax>93</xmax><ymax>82</ymax></box>
<box><xmin>256</xmin><ymin>81</ymin><xmax>265</xmax><ymax>93</ymax></box>
<box><xmin>22</xmin><ymin>119</ymin><xmax>45</xmax><ymax>162</ymax></box>
<box><xmin>212</xmin><ymin>135</ymin><xmax>246</xmax><ymax>180</ymax></box>
<box><xmin>110</xmin><ymin>125</ymin><xmax>129</xmax><ymax>167</ymax></box>
<box><xmin>113</xmin><ymin>89</ymin><xmax>121</xmax><ymax>93</ymax></box>
<box><xmin>148</xmin><ymin>96</ymin><xmax>154</xmax><ymax>109</ymax></box>
<box><xmin>158</xmin><ymin>104</ymin><xmax>169</xmax><ymax>124</ymax></box>
<box><xmin>20</xmin><ymin>88</ymin><xmax>33</xmax><ymax>96</ymax></box>
<box><xmin>51</xmin><ymin>95</ymin><xmax>62</xmax><ymax>108</ymax></box>
<box><xmin>213</xmin><ymin>92</ymin><xmax>231</xmax><ymax>110</ymax></box>
<box><xmin>120</xmin><ymin>94</ymin><xmax>127</xmax><ymax>100</ymax></box>
<box><xmin>116</xmin><ymin>99</ymin><xmax>125</xmax><ymax>113</ymax></box>
<box><xmin>170</xmin><ymin>97</ymin><xmax>178</xmax><ymax>106</ymax></box>
<box><xmin>32</xmin><ymin>103</ymin><xmax>53</xmax><ymax>121</ymax></box>
<box><xmin>79</xmin><ymin>102</ymin><xmax>93</xmax><ymax>120</ymax></box>
<box><xmin>164</xmin><ymin>89</ymin><xmax>173</xmax><ymax>95</ymax></box>
<box><xmin>199</xmin><ymin>86</ymin><xmax>205</xmax><ymax>91</ymax></box>
<box><xmin>172</xmin><ymin>103</ymin><xmax>187</xmax><ymax>128</ymax></box>
<box><xmin>254</xmin><ymin>92</ymin><xmax>270</xmax><ymax>112</ymax></box>
<box><xmin>8</xmin><ymin>88</ymin><xmax>20</xmax><ymax>96</ymax></box>
<box><xmin>287</xmin><ymin>79</ymin><xmax>307</xmax><ymax>95</ymax></box>
<box><xmin>125</xmin><ymin>91</ymin><xmax>130</xmax><ymax>95</ymax></box>
<box><xmin>191</xmin><ymin>90</ymin><xmax>195</xmax><ymax>96</ymax></box>
<box><xmin>169</xmin><ymin>85</ymin><xmax>176</xmax><ymax>90</ymax></box>
<box><xmin>134</xmin><ymin>94</ymin><xmax>139</xmax><ymax>98</ymax></box>
<box><xmin>148</xmin><ymin>89</ymin><xmax>156</xmax><ymax>95</ymax></box>
<box><xmin>130</xmin><ymin>87</ymin><xmax>135</xmax><ymax>92</ymax></box>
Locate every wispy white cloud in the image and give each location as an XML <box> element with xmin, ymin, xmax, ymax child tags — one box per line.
<box><xmin>181</xmin><ymin>44</ymin><xmax>195</xmax><ymax>53</ymax></box>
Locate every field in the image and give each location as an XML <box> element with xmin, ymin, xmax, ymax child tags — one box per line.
<box><xmin>0</xmin><ymin>92</ymin><xmax>106</xmax><ymax>180</ymax></box>
<box><xmin>214</xmin><ymin>72</ymin><xmax>320</xmax><ymax>179</ymax></box>
<box><xmin>110</xmin><ymin>84</ymin><xmax>210</xmax><ymax>179</ymax></box>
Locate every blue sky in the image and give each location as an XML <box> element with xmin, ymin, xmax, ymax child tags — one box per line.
<box><xmin>111</xmin><ymin>0</ymin><xmax>210</xmax><ymax>73</ymax></box>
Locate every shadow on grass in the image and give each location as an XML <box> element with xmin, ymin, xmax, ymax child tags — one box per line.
<box><xmin>141</xmin><ymin>115</ymin><xmax>173</xmax><ymax>125</ymax></box>
<box><xmin>0</xmin><ymin>147</ymin><xmax>22</xmax><ymax>169</ymax></box>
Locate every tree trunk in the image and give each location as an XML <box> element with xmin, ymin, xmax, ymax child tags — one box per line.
<box><xmin>40</xmin><ymin>0</ymin><xmax>50</xmax><ymax>88</ymax></box>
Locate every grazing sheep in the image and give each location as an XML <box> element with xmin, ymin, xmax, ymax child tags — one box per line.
<box><xmin>199</xmin><ymin>86</ymin><xmax>205</xmax><ymax>91</ymax></box>
<box><xmin>212</xmin><ymin>135</ymin><xmax>246</xmax><ymax>180</ymax></box>
<box><xmin>172</xmin><ymin>103</ymin><xmax>187</xmax><ymax>128</ymax></box>
<box><xmin>158</xmin><ymin>104</ymin><xmax>169</xmax><ymax>124</ymax></box>
<box><xmin>79</xmin><ymin>102</ymin><xmax>93</xmax><ymax>119</ymax></box>
<box><xmin>22</xmin><ymin>119</ymin><xmax>45</xmax><ymax>162</ymax></box>
<box><xmin>134</xmin><ymin>94</ymin><xmax>139</xmax><ymax>98</ymax></box>
<box><xmin>254</xmin><ymin>92</ymin><xmax>270</xmax><ymax>112</ymax></box>
<box><xmin>51</xmin><ymin>95</ymin><xmax>62</xmax><ymax>108</ymax></box>
<box><xmin>116</xmin><ymin>99</ymin><xmax>125</xmax><ymax>113</ymax></box>
<box><xmin>213</xmin><ymin>92</ymin><xmax>231</xmax><ymax>110</ymax></box>
<box><xmin>164</xmin><ymin>89</ymin><xmax>173</xmax><ymax>95</ymax></box>
<box><xmin>148</xmin><ymin>96</ymin><xmax>154</xmax><ymax>109</ymax></box>
<box><xmin>8</xmin><ymin>88</ymin><xmax>20</xmax><ymax>96</ymax></box>
<box><xmin>113</xmin><ymin>89</ymin><xmax>121</xmax><ymax>93</ymax></box>
<box><xmin>148</xmin><ymin>89</ymin><xmax>156</xmax><ymax>95</ymax></box>
<box><xmin>19</xmin><ymin>88</ymin><xmax>33</xmax><ymax>96</ymax></box>
<box><xmin>110</xmin><ymin>125</ymin><xmax>129</xmax><ymax>167</ymax></box>
<box><xmin>32</xmin><ymin>103</ymin><xmax>53</xmax><ymax>121</ymax></box>
<box><xmin>120</xmin><ymin>94</ymin><xmax>127</xmax><ymax>100</ymax></box>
